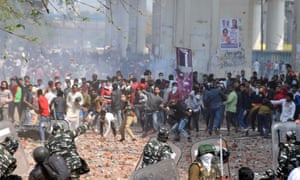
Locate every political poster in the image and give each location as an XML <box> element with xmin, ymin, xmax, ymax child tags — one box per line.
<box><xmin>220</xmin><ymin>18</ymin><xmax>239</xmax><ymax>50</ymax></box>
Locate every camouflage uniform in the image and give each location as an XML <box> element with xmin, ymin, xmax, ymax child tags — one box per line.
<box><xmin>0</xmin><ymin>137</ymin><xmax>18</xmax><ymax>179</ymax></box>
<box><xmin>276</xmin><ymin>131</ymin><xmax>300</xmax><ymax>180</ymax></box>
<box><xmin>142</xmin><ymin>139</ymin><xmax>173</xmax><ymax>167</ymax></box>
<box><xmin>188</xmin><ymin>143</ymin><xmax>221</xmax><ymax>180</ymax></box>
<box><xmin>188</xmin><ymin>160</ymin><xmax>221</xmax><ymax>180</ymax></box>
<box><xmin>45</xmin><ymin>122</ymin><xmax>90</xmax><ymax>179</ymax></box>
<box><xmin>142</xmin><ymin>127</ymin><xmax>173</xmax><ymax>167</ymax></box>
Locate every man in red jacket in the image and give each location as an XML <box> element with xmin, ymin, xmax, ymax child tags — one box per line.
<box><xmin>36</xmin><ymin>89</ymin><xmax>50</xmax><ymax>142</ymax></box>
<box><xmin>100</xmin><ymin>80</ymin><xmax>112</xmax><ymax>111</ymax></box>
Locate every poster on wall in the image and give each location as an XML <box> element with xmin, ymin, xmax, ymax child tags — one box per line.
<box><xmin>220</xmin><ymin>18</ymin><xmax>239</xmax><ymax>50</ymax></box>
<box><xmin>176</xmin><ymin>47</ymin><xmax>193</xmax><ymax>98</ymax></box>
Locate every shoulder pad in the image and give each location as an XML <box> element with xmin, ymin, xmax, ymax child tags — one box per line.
<box><xmin>191</xmin><ymin>161</ymin><xmax>202</xmax><ymax>169</ymax></box>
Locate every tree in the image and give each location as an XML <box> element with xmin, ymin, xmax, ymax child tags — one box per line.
<box><xmin>0</xmin><ymin>0</ymin><xmax>144</xmax><ymax>42</ymax></box>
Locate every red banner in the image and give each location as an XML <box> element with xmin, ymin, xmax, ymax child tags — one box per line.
<box><xmin>176</xmin><ymin>47</ymin><xmax>193</xmax><ymax>98</ymax></box>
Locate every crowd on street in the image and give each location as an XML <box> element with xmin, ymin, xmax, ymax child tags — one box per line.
<box><xmin>0</xmin><ymin>63</ymin><xmax>300</xmax><ymax>142</ymax></box>
<box><xmin>1</xmin><ymin>62</ymin><xmax>300</xmax><ymax>179</ymax></box>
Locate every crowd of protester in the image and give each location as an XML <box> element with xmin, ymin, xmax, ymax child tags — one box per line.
<box><xmin>0</xmin><ymin>63</ymin><xmax>299</xmax><ymax>143</ymax></box>
<box><xmin>1</xmin><ymin>61</ymin><xmax>300</xmax><ymax>179</ymax></box>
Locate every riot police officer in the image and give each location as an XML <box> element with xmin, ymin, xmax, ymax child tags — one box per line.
<box><xmin>188</xmin><ymin>143</ymin><xmax>222</xmax><ymax>180</ymax></box>
<box><xmin>142</xmin><ymin>127</ymin><xmax>174</xmax><ymax>168</ymax></box>
<box><xmin>29</xmin><ymin>146</ymin><xmax>50</xmax><ymax>180</ymax></box>
<box><xmin>30</xmin><ymin>145</ymin><xmax>70</xmax><ymax>180</ymax></box>
<box><xmin>0</xmin><ymin>136</ymin><xmax>21</xmax><ymax>179</ymax></box>
<box><xmin>45</xmin><ymin>121</ymin><xmax>90</xmax><ymax>179</ymax></box>
<box><xmin>276</xmin><ymin>130</ymin><xmax>300</xmax><ymax>180</ymax></box>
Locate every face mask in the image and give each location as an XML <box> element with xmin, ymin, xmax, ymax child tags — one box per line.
<box><xmin>200</xmin><ymin>153</ymin><xmax>214</xmax><ymax>172</ymax></box>
<box><xmin>172</xmin><ymin>87</ymin><xmax>177</xmax><ymax>92</ymax></box>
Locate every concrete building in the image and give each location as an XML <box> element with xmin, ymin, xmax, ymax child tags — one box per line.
<box><xmin>293</xmin><ymin>0</ymin><xmax>300</xmax><ymax>71</ymax></box>
<box><xmin>104</xmin><ymin>0</ymin><xmax>294</xmax><ymax>78</ymax></box>
<box><xmin>151</xmin><ymin>0</ymin><xmax>259</xmax><ymax>78</ymax></box>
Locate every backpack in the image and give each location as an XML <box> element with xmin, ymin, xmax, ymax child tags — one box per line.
<box><xmin>42</xmin><ymin>154</ymin><xmax>70</xmax><ymax>180</ymax></box>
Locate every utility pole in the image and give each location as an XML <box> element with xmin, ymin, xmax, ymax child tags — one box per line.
<box><xmin>261</xmin><ymin>0</ymin><xmax>264</xmax><ymax>52</ymax></box>
<box><xmin>293</xmin><ymin>0</ymin><xmax>300</xmax><ymax>71</ymax></box>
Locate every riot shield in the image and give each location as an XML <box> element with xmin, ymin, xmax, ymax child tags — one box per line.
<box><xmin>271</xmin><ymin>121</ymin><xmax>300</xmax><ymax>170</ymax></box>
<box><xmin>0</xmin><ymin>121</ymin><xmax>29</xmax><ymax>176</ymax></box>
<box><xmin>190</xmin><ymin>138</ymin><xmax>230</xmax><ymax>179</ymax></box>
<box><xmin>129</xmin><ymin>159</ymin><xmax>179</xmax><ymax>180</ymax></box>
<box><xmin>134</xmin><ymin>137</ymin><xmax>182</xmax><ymax>170</ymax></box>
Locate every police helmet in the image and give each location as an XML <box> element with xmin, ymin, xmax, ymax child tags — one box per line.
<box><xmin>198</xmin><ymin>143</ymin><xmax>215</xmax><ymax>157</ymax></box>
<box><xmin>33</xmin><ymin>146</ymin><xmax>49</xmax><ymax>163</ymax></box>
<box><xmin>1</xmin><ymin>136</ymin><xmax>19</xmax><ymax>154</ymax></box>
<box><xmin>157</xmin><ymin>127</ymin><xmax>169</xmax><ymax>142</ymax></box>
<box><xmin>52</xmin><ymin>122</ymin><xmax>64</xmax><ymax>135</ymax></box>
<box><xmin>286</xmin><ymin>130</ymin><xmax>297</xmax><ymax>143</ymax></box>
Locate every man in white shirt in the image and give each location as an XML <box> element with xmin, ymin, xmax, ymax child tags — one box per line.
<box><xmin>253</xmin><ymin>60</ymin><xmax>260</xmax><ymax>77</ymax></box>
<box><xmin>271</xmin><ymin>93</ymin><xmax>295</xmax><ymax>122</ymax></box>
<box><xmin>66</xmin><ymin>84</ymin><xmax>83</xmax><ymax>130</ymax></box>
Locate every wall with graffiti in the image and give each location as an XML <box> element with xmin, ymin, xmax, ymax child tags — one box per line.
<box><xmin>218</xmin><ymin>49</ymin><xmax>247</xmax><ymax>68</ymax></box>
<box><xmin>252</xmin><ymin>50</ymin><xmax>292</xmax><ymax>79</ymax></box>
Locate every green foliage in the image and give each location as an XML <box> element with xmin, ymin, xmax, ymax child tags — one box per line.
<box><xmin>108</xmin><ymin>19</ymin><xmax>114</xmax><ymax>24</ymax></box>
<box><xmin>0</xmin><ymin>0</ymin><xmax>145</xmax><ymax>43</ymax></box>
<box><xmin>82</xmin><ymin>17</ymin><xmax>90</xmax><ymax>22</ymax></box>
<box><xmin>31</xmin><ymin>9</ymin><xmax>42</xmax><ymax>17</ymax></box>
<box><xmin>0</xmin><ymin>0</ymin><xmax>36</xmax><ymax>41</ymax></box>
<box><xmin>65</xmin><ymin>0</ymin><xmax>71</xmax><ymax>6</ymax></box>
